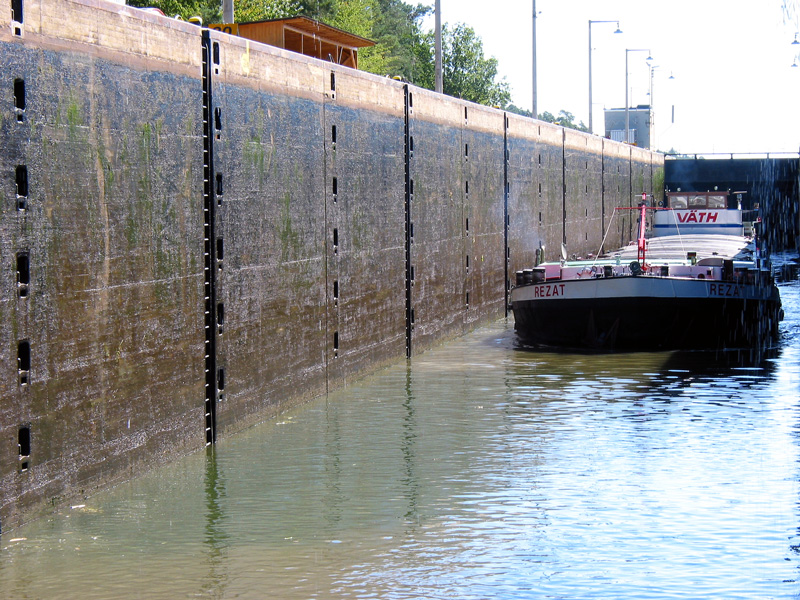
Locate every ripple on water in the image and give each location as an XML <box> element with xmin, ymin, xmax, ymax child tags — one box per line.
<box><xmin>1</xmin><ymin>277</ymin><xmax>799</xmax><ymax>599</ymax></box>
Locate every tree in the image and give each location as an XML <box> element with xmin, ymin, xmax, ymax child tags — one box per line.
<box><xmin>504</xmin><ymin>104</ymin><xmax>532</xmax><ymax>118</ymax></box>
<box><xmin>365</xmin><ymin>0</ymin><xmax>431</xmax><ymax>81</ymax></box>
<box><xmin>296</xmin><ymin>0</ymin><xmax>337</xmax><ymax>20</ymax></box>
<box><xmin>538</xmin><ymin>110</ymin><xmax>589</xmax><ymax>132</ymax></box>
<box><xmin>415</xmin><ymin>23</ymin><xmax>510</xmax><ymax>107</ymax></box>
<box><xmin>236</xmin><ymin>0</ymin><xmax>300</xmax><ymax>23</ymax></box>
<box><xmin>126</xmin><ymin>0</ymin><xmax>222</xmax><ymax>24</ymax></box>
<box><xmin>329</xmin><ymin>0</ymin><xmax>389</xmax><ymax>75</ymax></box>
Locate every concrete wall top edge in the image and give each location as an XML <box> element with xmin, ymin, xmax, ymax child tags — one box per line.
<box><xmin>4</xmin><ymin>0</ymin><xmax>203</xmax><ymax>73</ymax></box>
<box><xmin>408</xmin><ymin>84</ymin><xmax>506</xmax><ymax>133</ymax></box>
<box><xmin>631</xmin><ymin>145</ymin><xmax>662</xmax><ymax>163</ymax></box>
<box><xmin>209</xmin><ymin>26</ymin><xmax>408</xmax><ymax>115</ymax></box>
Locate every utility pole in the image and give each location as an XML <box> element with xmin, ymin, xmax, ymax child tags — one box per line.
<box><xmin>223</xmin><ymin>0</ymin><xmax>233</xmax><ymax>24</ymax></box>
<box><xmin>435</xmin><ymin>0</ymin><xmax>442</xmax><ymax>93</ymax></box>
<box><xmin>532</xmin><ymin>0</ymin><xmax>537</xmax><ymax>118</ymax></box>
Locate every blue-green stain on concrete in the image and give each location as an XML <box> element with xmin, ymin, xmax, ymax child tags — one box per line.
<box><xmin>280</xmin><ymin>190</ymin><xmax>300</xmax><ymax>264</ymax></box>
<box><xmin>244</xmin><ymin>133</ymin><xmax>266</xmax><ymax>189</ymax></box>
<box><xmin>66</xmin><ymin>98</ymin><xmax>82</xmax><ymax>141</ymax></box>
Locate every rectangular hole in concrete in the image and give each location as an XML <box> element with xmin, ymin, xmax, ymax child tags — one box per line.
<box><xmin>11</xmin><ymin>0</ymin><xmax>23</xmax><ymax>23</ymax></box>
<box><xmin>333</xmin><ymin>280</ymin><xmax>338</xmax><ymax>301</ymax></box>
<box><xmin>216</xmin><ymin>237</ymin><xmax>223</xmax><ymax>267</ymax></box>
<box><xmin>331</xmin><ymin>124</ymin><xmax>337</xmax><ymax>145</ymax></box>
<box><xmin>465</xmin><ymin>181</ymin><xmax>469</xmax><ymax>195</ymax></box>
<box><xmin>14</xmin><ymin>78</ymin><xmax>25</xmax><ymax>121</ymax></box>
<box><xmin>217</xmin><ymin>368</ymin><xmax>225</xmax><ymax>391</ymax></box>
<box><xmin>214</xmin><ymin>107</ymin><xmax>222</xmax><ymax>137</ymax></box>
<box><xmin>466</xmin><ymin>255</ymin><xmax>470</xmax><ymax>270</ymax></box>
<box><xmin>16</xmin><ymin>165</ymin><xmax>28</xmax><ymax>198</ymax></box>
<box><xmin>213</xmin><ymin>41</ymin><xmax>220</xmax><ymax>64</ymax></box>
<box><xmin>333</xmin><ymin>331</ymin><xmax>339</xmax><ymax>351</ymax></box>
<box><xmin>330</xmin><ymin>72</ymin><xmax>336</xmax><ymax>92</ymax></box>
<box><xmin>332</xmin><ymin>177</ymin><xmax>338</xmax><ymax>200</ymax></box>
<box><xmin>18</xmin><ymin>425</ymin><xmax>30</xmax><ymax>457</ymax></box>
<box><xmin>18</xmin><ymin>425</ymin><xmax>30</xmax><ymax>472</ymax></box>
<box><xmin>215</xmin><ymin>173</ymin><xmax>223</xmax><ymax>196</ymax></box>
<box><xmin>465</xmin><ymin>217</ymin><xmax>469</xmax><ymax>234</ymax></box>
<box><xmin>333</xmin><ymin>228</ymin><xmax>338</xmax><ymax>249</ymax></box>
<box><xmin>16</xmin><ymin>252</ymin><xmax>29</xmax><ymax>297</ymax></box>
<box><xmin>18</xmin><ymin>339</ymin><xmax>30</xmax><ymax>385</ymax></box>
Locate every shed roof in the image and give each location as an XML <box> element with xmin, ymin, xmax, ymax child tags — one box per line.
<box><xmin>238</xmin><ymin>16</ymin><xmax>374</xmax><ymax>48</ymax></box>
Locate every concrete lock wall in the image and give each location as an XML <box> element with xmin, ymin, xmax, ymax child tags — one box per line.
<box><xmin>0</xmin><ymin>0</ymin><xmax>663</xmax><ymax>531</ymax></box>
<box><xmin>0</xmin><ymin>0</ymin><xmax>206</xmax><ymax>529</ymax></box>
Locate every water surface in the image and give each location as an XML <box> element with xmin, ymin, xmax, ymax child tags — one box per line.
<box><xmin>2</xmin><ymin>269</ymin><xmax>799</xmax><ymax>599</ymax></box>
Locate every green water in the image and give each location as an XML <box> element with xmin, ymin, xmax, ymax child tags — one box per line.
<box><xmin>2</xmin><ymin>277</ymin><xmax>799</xmax><ymax>599</ymax></box>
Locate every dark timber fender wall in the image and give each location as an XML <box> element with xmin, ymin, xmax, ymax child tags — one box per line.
<box><xmin>0</xmin><ymin>0</ymin><xmax>662</xmax><ymax>531</ymax></box>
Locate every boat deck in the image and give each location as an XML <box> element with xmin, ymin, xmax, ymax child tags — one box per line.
<box><xmin>608</xmin><ymin>234</ymin><xmax>753</xmax><ymax>263</ymax></box>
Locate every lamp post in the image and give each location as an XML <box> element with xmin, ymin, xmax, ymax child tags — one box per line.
<box><xmin>625</xmin><ymin>48</ymin><xmax>652</xmax><ymax>144</ymax></box>
<box><xmin>435</xmin><ymin>0</ymin><xmax>442</xmax><ymax>93</ymax></box>
<box><xmin>647</xmin><ymin>66</ymin><xmax>674</xmax><ymax>149</ymax></box>
<box><xmin>588</xmin><ymin>20</ymin><xmax>622</xmax><ymax>134</ymax></box>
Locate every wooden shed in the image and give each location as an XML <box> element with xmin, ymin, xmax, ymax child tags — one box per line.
<box><xmin>210</xmin><ymin>17</ymin><xmax>374</xmax><ymax>69</ymax></box>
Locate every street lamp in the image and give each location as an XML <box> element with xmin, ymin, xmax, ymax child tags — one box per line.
<box><xmin>647</xmin><ymin>66</ymin><xmax>674</xmax><ymax>149</ymax></box>
<box><xmin>588</xmin><ymin>19</ymin><xmax>622</xmax><ymax>134</ymax></box>
<box><xmin>435</xmin><ymin>0</ymin><xmax>442</xmax><ymax>93</ymax></box>
<box><xmin>625</xmin><ymin>48</ymin><xmax>652</xmax><ymax>144</ymax></box>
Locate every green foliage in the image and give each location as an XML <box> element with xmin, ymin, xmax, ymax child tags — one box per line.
<box><xmin>652</xmin><ymin>166</ymin><xmax>665</xmax><ymax>205</ymax></box>
<box><xmin>415</xmin><ymin>23</ymin><xmax>510</xmax><ymax>107</ymax></box>
<box><xmin>296</xmin><ymin>0</ymin><xmax>337</xmax><ymax>20</ymax></box>
<box><xmin>236</xmin><ymin>0</ymin><xmax>300</xmax><ymax>23</ymax></box>
<box><xmin>329</xmin><ymin>0</ymin><xmax>389</xmax><ymax>74</ymax></box>
<box><xmin>505</xmin><ymin>104</ymin><xmax>532</xmax><ymax>118</ymax></box>
<box><xmin>538</xmin><ymin>110</ymin><xmax>589</xmax><ymax>132</ymax></box>
<box><xmin>365</xmin><ymin>0</ymin><xmax>431</xmax><ymax>80</ymax></box>
<box><xmin>126</xmin><ymin>0</ymin><xmax>221</xmax><ymax>24</ymax></box>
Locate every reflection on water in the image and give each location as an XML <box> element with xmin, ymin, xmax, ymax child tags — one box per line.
<box><xmin>1</xmin><ymin>276</ymin><xmax>799</xmax><ymax>599</ymax></box>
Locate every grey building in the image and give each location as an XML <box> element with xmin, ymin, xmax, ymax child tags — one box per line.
<box><xmin>604</xmin><ymin>105</ymin><xmax>651</xmax><ymax>148</ymax></box>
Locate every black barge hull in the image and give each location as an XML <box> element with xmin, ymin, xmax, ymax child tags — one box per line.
<box><xmin>511</xmin><ymin>277</ymin><xmax>782</xmax><ymax>351</ymax></box>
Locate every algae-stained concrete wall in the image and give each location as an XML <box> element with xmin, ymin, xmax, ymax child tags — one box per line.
<box><xmin>0</xmin><ymin>0</ymin><xmax>205</xmax><ymax>529</ymax></box>
<box><xmin>406</xmin><ymin>88</ymin><xmax>466</xmax><ymax>352</ymax></box>
<box><xmin>321</xmin><ymin>64</ymin><xmax>407</xmax><ymax>389</ymax></box>
<box><xmin>207</xmin><ymin>33</ymin><xmax>329</xmax><ymax>436</ymax></box>
<box><xmin>0</xmin><ymin>0</ymin><xmax>663</xmax><ymax>531</ymax></box>
<box><xmin>206</xmin><ymin>30</ymin><xmax>408</xmax><ymax>435</ymax></box>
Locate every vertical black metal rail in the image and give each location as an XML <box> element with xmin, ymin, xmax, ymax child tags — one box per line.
<box><xmin>503</xmin><ymin>114</ymin><xmax>510</xmax><ymax>315</ymax></box>
<box><xmin>403</xmin><ymin>85</ymin><xmax>413</xmax><ymax>358</ymax></box>
<box><xmin>201</xmin><ymin>31</ymin><xmax>218</xmax><ymax>445</ymax></box>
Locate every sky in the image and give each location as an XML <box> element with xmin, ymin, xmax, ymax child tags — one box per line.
<box><xmin>424</xmin><ymin>0</ymin><xmax>800</xmax><ymax>154</ymax></box>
